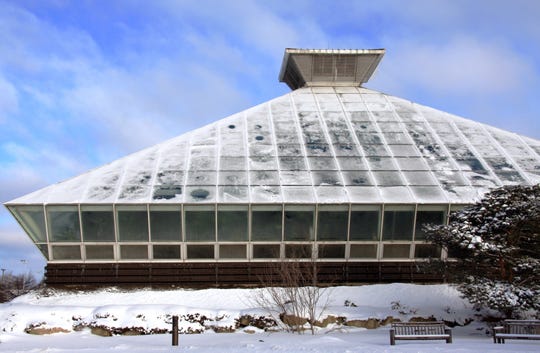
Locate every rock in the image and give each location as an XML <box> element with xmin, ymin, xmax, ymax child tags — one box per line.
<box><xmin>409</xmin><ymin>316</ymin><xmax>437</xmax><ymax>323</ymax></box>
<box><xmin>345</xmin><ymin>318</ymin><xmax>380</xmax><ymax>329</ymax></box>
<box><xmin>381</xmin><ymin>316</ymin><xmax>400</xmax><ymax>326</ymax></box>
<box><xmin>313</xmin><ymin>315</ymin><xmax>337</xmax><ymax>327</ymax></box>
<box><xmin>25</xmin><ymin>326</ymin><xmax>70</xmax><ymax>335</ymax></box>
<box><xmin>243</xmin><ymin>329</ymin><xmax>256</xmax><ymax>334</ymax></box>
<box><xmin>121</xmin><ymin>329</ymin><xmax>143</xmax><ymax>336</ymax></box>
<box><xmin>280</xmin><ymin>314</ymin><xmax>308</xmax><ymax>327</ymax></box>
<box><xmin>91</xmin><ymin>326</ymin><xmax>113</xmax><ymax>337</ymax></box>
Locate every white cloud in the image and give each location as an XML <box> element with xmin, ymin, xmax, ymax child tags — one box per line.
<box><xmin>372</xmin><ymin>36</ymin><xmax>536</xmax><ymax>97</ymax></box>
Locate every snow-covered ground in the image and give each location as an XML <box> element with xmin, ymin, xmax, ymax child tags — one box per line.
<box><xmin>0</xmin><ymin>284</ymin><xmax>538</xmax><ymax>352</ymax></box>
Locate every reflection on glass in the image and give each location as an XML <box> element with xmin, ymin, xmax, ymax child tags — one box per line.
<box><xmin>86</xmin><ymin>245</ymin><xmax>114</xmax><ymax>260</ymax></box>
<box><xmin>382</xmin><ymin>210</ymin><xmax>414</xmax><ymax>240</ymax></box>
<box><xmin>284</xmin><ymin>209</ymin><xmax>314</xmax><ymax>241</ymax></box>
<box><xmin>118</xmin><ymin>207</ymin><xmax>148</xmax><ymax>242</ymax></box>
<box><xmin>150</xmin><ymin>208</ymin><xmax>181</xmax><ymax>242</ymax></box>
<box><xmin>185</xmin><ymin>208</ymin><xmax>215</xmax><ymax>241</ymax></box>
<box><xmin>414</xmin><ymin>244</ymin><xmax>441</xmax><ymax>258</ymax></box>
<box><xmin>317</xmin><ymin>211</ymin><xmax>348</xmax><ymax>241</ymax></box>
<box><xmin>350</xmin><ymin>244</ymin><xmax>378</xmax><ymax>258</ymax></box>
<box><xmin>187</xmin><ymin>245</ymin><xmax>214</xmax><ymax>259</ymax></box>
<box><xmin>218</xmin><ymin>209</ymin><xmax>248</xmax><ymax>241</ymax></box>
<box><xmin>120</xmin><ymin>245</ymin><xmax>148</xmax><ymax>259</ymax></box>
<box><xmin>9</xmin><ymin>206</ymin><xmax>46</xmax><ymax>243</ymax></box>
<box><xmin>415</xmin><ymin>211</ymin><xmax>445</xmax><ymax>240</ymax></box>
<box><xmin>350</xmin><ymin>211</ymin><xmax>379</xmax><ymax>240</ymax></box>
<box><xmin>82</xmin><ymin>207</ymin><xmax>115</xmax><ymax>242</ymax></box>
<box><xmin>48</xmin><ymin>206</ymin><xmax>81</xmax><ymax>242</ymax></box>
<box><xmin>252</xmin><ymin>209</ymin><xmax>282</xmax><ymax>241</ymax></box>
<box><xmin>52</xmin><ymin>245</ymin><xmax>81</xmax><ymax>260</ymax></box>
<box><xmin>153</xmin><ymin>245</ymin><xmax>181</xmax><ymax>259</ymax></box>
<box><xmin>318</xmin><ymin>244</ymin><xmax>345</xmax><ymax>258</ymax></box>
<box><xmin>285</xmin><ymin>244</ymin><xmax>312</xmax><ymax>258</ymax></box>
<box><xmin>219</xmin><ymin>244</ymin><xmax>246</xmax><ymax>259</ymax></box>
<box><xmin>253</xmin><ymin>244</ymin><xmax>280</xmax><ymax>258</ymax></box>
<box><xmin>382</xmin><ymin>244</ymin><xmax>410</xmax><ymax>258</ymax></box>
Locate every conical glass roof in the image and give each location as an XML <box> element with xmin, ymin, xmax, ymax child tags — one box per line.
<box><xmin>7</xmin><ymin>86</ymin><xmax>540</xmax><ymax>206</ymax></box>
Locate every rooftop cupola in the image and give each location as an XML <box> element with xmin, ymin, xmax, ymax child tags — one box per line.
<box><xmin>279</xmin><ymin>48</ymin><xmax>385</xmax><ymax>90</ymax></box>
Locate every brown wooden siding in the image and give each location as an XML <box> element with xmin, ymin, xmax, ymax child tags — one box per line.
<box><xmin>45</xmin><ymin>261</ymin><xmax>443</xmax><ymax>287</ymax></box>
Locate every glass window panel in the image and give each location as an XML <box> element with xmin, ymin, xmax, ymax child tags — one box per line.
<box><xmin>220</xmin><ymin>244</ymin><xmax>247</xmax><ymax>259</ymax></box>
<box><xmin>382</xmin><ymin>244</ymin><xmax>410</xmax><ymax>258</ymax></box>
<box><xmin>350</xmin><ymin>244</ymin><xmax>378</xmax><ymax>258</ymax></box>
<box><xmin>120</xmin><ymin>245</ymin><xmax>148</xmax><ymax>259</ymax></box>
<box><xmin>52</xmin><ymin>245</ymin><xmax>81</xmax><ymax>260</ymax></box>
<box><xmin>117</xmin><ymin>207</ymin><xmax>148</xmax><ymax>242</ymax></box>
<box><xmin>284</xmin><ymin>208</ymin><xmax>314</xmax><ymax>241</ymax></box>
<box><xmin>48</xmin><ymin>206</ymin><xmax>81</xmax><ymax>242</ymax></box>
<box><xmin>318</xmin><ymin>244</ymin><xmax>345</xmax><ymax>259</ymax></box>
<box><xmin>218</xmin><ymin>208</ymin><xmax>248</xmax><ymax>241</ymax></box>
<box><xmin>414</xmin><ymin>244</ymin><xmax>442</xmax><ymax>258</ymax></box>
<box><xmin>9</xmin><ymin>206</ymin><xmax>46</xmax><ymax>243</ymax></box>
<box><xmin>185</xmin><ymin>207</ymin><xmax>215</xmax><ymax>242</ymax></box>
<box><xmin>187</xmin><ymin>245</ymin><xmax>214</xmax><ymax>259</ymax></box>
<box><xmin>150</xmin><ymin>208</ymin><xmax>181</xmax><ymax>242</ymax></box>
<box><xmin>86</xmin><ymin>245</ymin><xmax>114</xmax><ymax>260</ymax></box>
<box><xmin>382</xmin><ymin>210</ymin><xmax>414</xmax><ymax>240</ymax></box>
<box><xmin>415</xmin><ymin>210</ymin><xmax>445</xmax><ymax>240</ymax></box>
<box><xmin>153</xmin><ymin>245</ymin><xmax>181</xmax><ymax>259</ymax></box>
<box><xmin>317</xmin><ymin>211</ymin><xmax>348</xmax><ymax>241</ymax></box>
<box><xmin>253</xmin><ymin>244</ymin><xmax>280</xmax><ymax>259</ymax></box>
<box><xmin>252</xmin><ymin>208</ymin><xmax>282</xmax><ymax>242</ymax></box>
<box><xmin>81</xmin><ymin>207</ymin><xmax>115</xmax><ymax>242</ymax></box>
<box><xmin>285</xmin><ymin>244</ymin><xmax>312</xmax><ymax>258</ymax></box>
<box><xmin>36</xmin><ymin>244</ymin><xmax>49</xmax><ymax>259</ymax></box>
<box><xmin>350</xmin><ymin>211</ymin><xmax>380</xmax><ymax>240</ymax></box>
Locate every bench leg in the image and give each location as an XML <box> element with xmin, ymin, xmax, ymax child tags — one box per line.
<box><xmin>390</xmin><ymin>330</ymin><xmax>395</xmax><ymax>345</ymax></box>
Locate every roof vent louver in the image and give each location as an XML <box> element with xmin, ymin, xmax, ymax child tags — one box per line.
<box><xmin>279</xmin><ymin>48</ymin><xmax>385</xmax><ymax>90</ymax></box>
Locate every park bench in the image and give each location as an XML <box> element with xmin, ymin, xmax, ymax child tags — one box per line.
<box><xmin>493</xmin><ymin>320</ymin><xmax>540</xmax><ymax>344</ymax></box>
<box><xmin>389</xmin><ymin>322</ymin><xmax>452</xmax><ymax>345</ymax></box>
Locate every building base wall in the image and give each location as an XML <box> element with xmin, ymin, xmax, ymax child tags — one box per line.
<box><xmin>45</xmin><ymin>262</ymin><xmax>443</xmax><ymax>287</ymax></box>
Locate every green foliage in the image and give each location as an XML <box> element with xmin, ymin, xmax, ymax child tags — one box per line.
<box><xmin>425</xmin><ymin>185</ymin><xmax>540</xmax><ymax>318</ymax></box>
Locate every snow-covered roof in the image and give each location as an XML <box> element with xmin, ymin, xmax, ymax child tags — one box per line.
<box><xmin>6</xmin><ymin>86</ymin><xmax>540</xmax><ymax>205</ymax></box>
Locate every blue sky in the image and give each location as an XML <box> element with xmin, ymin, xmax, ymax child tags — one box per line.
<box><xmin>1</xmin><ymin>0</ymin><xmax>539</xmax><ymax>277</ymax></box>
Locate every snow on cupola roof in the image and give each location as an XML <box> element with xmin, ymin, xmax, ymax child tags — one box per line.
<box><xmin>279</xmin><ymin>48</ymin><xmax>385</xmax><ymax>90</ymax></box>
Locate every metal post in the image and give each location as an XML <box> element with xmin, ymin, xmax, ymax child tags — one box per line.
<box><xmin>172</xmin><ymin>315</ymin><xmax>179</xmax><ymax>346</ymax></box>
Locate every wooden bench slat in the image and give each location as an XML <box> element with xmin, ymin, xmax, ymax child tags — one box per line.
<box><xmin>390</xmin><ymin>322</ymin><xmax>452</xmax><ymax>345</ymax></box>
<box><xmin>493</xmin><ymin>320</ymin><xmax>540</xmax><ymax>344</ymax></box>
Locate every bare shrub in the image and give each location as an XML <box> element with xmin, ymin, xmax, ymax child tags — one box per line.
<box><xmin>251</xmin><ymin>245</ymin><xmax>332</xmax><ymax>334</ymax></box>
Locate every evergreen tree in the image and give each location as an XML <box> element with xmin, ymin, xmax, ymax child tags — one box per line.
<box><xmin>425</xmin><ymin>185</ymin><xmax>540</xmax><ymax>318</ymax></box>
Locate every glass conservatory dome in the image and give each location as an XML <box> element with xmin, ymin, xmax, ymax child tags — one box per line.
<box><xmin>5</xmin><ymin>48</ymin><xmax>540</xmax><ymax>285</ymax></box>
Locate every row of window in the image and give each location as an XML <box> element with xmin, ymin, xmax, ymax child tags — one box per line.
<box><xmin>41</xmin><ymin>243</ymin><xmax>441</xmax><ymax>261</ymax></box>
<box><xmin>9</xmin><ymin>204</ymin><xmax>454</xmax><ymax>244</ymax></box>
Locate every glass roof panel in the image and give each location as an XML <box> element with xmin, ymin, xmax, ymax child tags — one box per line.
<box><xmin>282</xmin><ymin>186</ymin><xmax>315</xmax><ymax>202</ymax></box>
<box><xmin>250</xmin><ymin>186</ymin><xmax>282</xmax><ymax>203</ymax></box>
<box><xmin>379</xmin><ymin>186</ymin><xmax>414</xmax><ymax>203</ymax></box>
<box><xmin>218</xmin><ymin>186</ymin><xmax>249</xmax><ymax>203</ymax></box>
<box><xmin>9</xmin><ymin>86</ymin><xmax>540</xmax><ymax>207</ymax></box>
<box><xmin>249</xmin><ymin>171</ymin><xmax>280</xmax><ymax>186</ymax></box>
<box><xmin>185</xmin><ymin>186</ymin><xmax>216</xmax><ymax>203</ymax></box>
<box><xmin>346</xmin><ymin>186</ymin><xmax>381</xmax><ymax>203</ymax></box>
<box><xmin>315</xmin><ymin>186</ymin><xmax>349</xmax><ymax>203</ymax></box>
